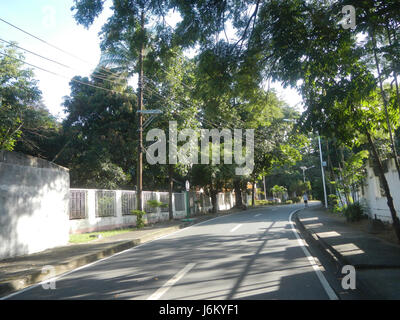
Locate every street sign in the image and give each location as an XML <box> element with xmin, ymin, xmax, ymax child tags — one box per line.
<box><xmin>185</xmin><ymin>180</ymin><xmax>190</xmax><ymax>191</ymax></box>
<box><xmin>136</xmin><ymin>109</ymin><xmax>163</xmax><ymax>114</ymax></box>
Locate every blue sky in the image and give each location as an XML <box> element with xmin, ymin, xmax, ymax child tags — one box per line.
<box><xmin>0</xmin><ymin>1</ymin><xmax>303</xmax><ymax>120</ymax></box>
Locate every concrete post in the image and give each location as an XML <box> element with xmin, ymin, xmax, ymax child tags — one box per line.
<box><xmin>87</xmin><ymin>189</ymin><xmax>96</xmax><ymax>225</ymax></box>
<box><xmin>115</xmin><ymin>190</ymin><xmax>122</xmax><ymax>224</ymax></box>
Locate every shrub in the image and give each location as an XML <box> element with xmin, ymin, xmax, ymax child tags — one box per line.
<box><xmin>343</xmin><ymin>202</ymin><xmax>366</xmax><ymax>222</ymax></box>
<box><xmin>328</xmin><ymin>194</ymin><xmax>339</xmax><ymax>207</ymax></box>
<box><xmin>131</xmin><ymin>210</ymin><xmax>147</xmax><ymax>228</ymax></box>
<box><xmin>285</xmin><ymin>200</ymin><xmax>293</xmax><ymax>204</ymax></box>
<box><xmin>147</xmin><ymin>200</ymin><xmax>164</xmax><ymax>208</ymax></box>
<box><xmin>255</xmin><ymin>200</ymin><xmax>269</xmax><ymax>206</ymax></box>
<box><xmin>333</xmin><ymin>205</ymin><xmax>343</xmax><ymax>214</ymax></box>
<box><xmin>291</xmin><ymin>196</ymin><xmax>302</xmax><ymax>203</ymax></box>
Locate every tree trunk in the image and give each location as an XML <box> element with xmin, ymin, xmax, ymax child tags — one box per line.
<box><xmin>234</xmin><ymin>179</ymin><xmax>244</xmax><ymax>209</ymax></box>
<box><xmin>251</xmin><ymin>180</ymin><xmax>256</xmax><ymax>206</ymax></box>
<box><xmin>168</xmin><ymin>164</ymin><xmax>174</xmax><ymax>220</ymax></box>
<box><xmin>366</xmin><ymin>130</ymin><xmax>400</xmax><ymax>243</ymax></box>
<box><xmin>370</xmin><ymin>27</ymin><xmax>400</xmax><ymax>181</ymax></box>
<box><xmin>210</xmin><ymin>186</ymin><xmax>218</xmax><ymax>214</ymax></box>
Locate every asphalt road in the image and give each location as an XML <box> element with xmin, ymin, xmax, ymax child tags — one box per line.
<box><xmin>5</xmin><ymin>203</ymin><xmax>338</xmax><ymax>300</ymax></box>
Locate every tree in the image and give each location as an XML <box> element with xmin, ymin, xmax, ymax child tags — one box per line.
<box><xmin>270</xmin><ymin>185</ymin><xmax>287</xmax><ymax>202</ymax></box>
<box><xmin>13</xmin><ymin>103</ymin><xmax>63</xmax><ymax>161</ymax></box>
<box><xmin>61</xmin><ymin>71</ymin><xmax>137</xmax><ymax>189</ymax></box>
<box><xmin>0</xmin><ymin>43</ymin><xmax>41</xmax><ymax>151</ymax></box>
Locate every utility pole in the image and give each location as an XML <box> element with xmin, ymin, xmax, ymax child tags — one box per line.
<box><xmin>263</xmin><ymin>176</ymin><xmax>267</xmax><ymax>201</ymax></box>
<box><xmin>317</xmin><ymin>133</ymin><xmax>328</xmax><ymax>209</ymax></box>
<box><xmin>137</xmin><ymin>9</ymin><xmax>144</xmax><ymax>212</ymax></box>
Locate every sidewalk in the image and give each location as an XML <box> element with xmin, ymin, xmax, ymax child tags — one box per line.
<box><xmin>0</xmin><ymin>209</ymin><xmax>243</xmax><ymax>299</ymax></box>
<box><xmin>295</xmin><ymin>205</ymin><xmax>400</xmax><ymax>299</ymax></box>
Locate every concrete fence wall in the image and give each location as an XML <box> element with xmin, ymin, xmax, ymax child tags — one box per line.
<box><xmin>69</xmin><ymin>189</ymin><xmax>241</xmax><ymax>234</ymax></box>
<box><xmin>360</xmin><ymin>159</ymin><xmax>400</xmax><ymax>222</ymax></box>
<box><xmin>0</xmin><ymin>151</ymin><xmax>70</xmax><ymax>259</ymax></box>
<box><xmin>68</xmin><ymin>189</ymin><xmax>238</xmax><ymax>234</ymax></box>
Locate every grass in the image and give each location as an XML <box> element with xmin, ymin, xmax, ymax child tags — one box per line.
<box><xmin>69</xmin><ymin>228</ymin><xmax>135</xmax><ymax>244</ymax></box>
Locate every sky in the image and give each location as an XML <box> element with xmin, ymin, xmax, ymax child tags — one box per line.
<box><xmin>0</xmin><ymin>0</ymin><xmax>303</xmax><ymax>120</ymax></box>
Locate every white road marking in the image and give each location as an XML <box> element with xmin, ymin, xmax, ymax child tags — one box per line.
<box><xmin>146</xmin><ymin>263</ymin><xmax>196</xmax><ymax>300</ymax></box>
<box><xmin>1</xmin><ymin>212</ymin><xmax>245</xmax><ymax>300</ymax></box>
<box><xmin>289</xmin><ymin>210</ymin><xmax>339</xmax><ymax>300</ymax></box>
<box><xmin>230</xmin><ymin>224</ymin><xmax>242</xmax><ymax>232</ymax></box>
<box><xmin>254</xmin><ymin>214</ymin><xmax>261</xmax><ymax>217</ymax></box>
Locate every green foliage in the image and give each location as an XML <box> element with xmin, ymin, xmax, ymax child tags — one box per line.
<box><xmin>0</xmin><ymin>43</ymin><xmax>42</xmax><ymax>151</ymax></box>
<box><xmin>131</xmin><ymin>210</ymin><xmax>147</xmax><ymax>228</ymax></box>
<box><xmin>61</xmin><ymin>72</ymin><xmax>136</xmax><ymax>188</ymax></box>
<box><xmin>328</xmin><ymin>194</ymin><xmax>339</xmax><ymax>206</ymax></box>
<box><xmin>285</xmin><ymin>200</ymin><xmax>293</xmax><ymax>204</ymax></box>
<box><xmin>255</xmin><ymin>200</ymin><xmax>269</xmax><ymax>206</ymax></box>
<box><xmin>343</xmin><ymin>202</ymin><xmax>366</xmax><ymax>222</ymax></box>
<box><xmin>270</xmin><ymin>185</ymin><xmax>287</xmax><ymax>201</ymax></box>
<box><xmin>290</xmin><ymin>196</ymin><xmax>302</xmax><ymax>203</ymax></box>
<box><xmin>146</xmin><ymin>200</ymin><xmax>168</xmax><ymax>209</ymax></box>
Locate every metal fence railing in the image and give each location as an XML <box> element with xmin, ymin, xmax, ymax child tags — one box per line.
<box><xmin>143</xmin><ymin>191</ymin><xmax>157</xmax><ymax>213</ymax></box>
<box><xmin>69</xmin><ymin>190</ymin><xmax>87</xmax><ymax>220</ymax></box>
<box><xmin>174</xmin><ymin>193</ymin><xmax>185</xmax><ymax>212</ymax></box>
<box><xmin>69</xmin><ymin>189</ymin><xmax>234</xmax><ymax>223</ymax></box>
<box><xmin>95</xmin><ymin>190</ymin><xmax>116</xmax><ymax>217</ymax></box>
<box><xmin>224</xmin><ymin>193</ymin><xmax>231</xmax><ymax>206</ymax></box>
<box><xmin>121</xmin><ymin>191</ymin><xmax>136</xmax><ymax>215</ymax></box>
<box><xmin>159</xmin><ymin>192</ymin><xmax>169</xmax><ymax>212</ymax></box>
<box><xmin>203</xmin><ymin>194</ymin><xmax>212</xmax><ymax>207</ymax></box>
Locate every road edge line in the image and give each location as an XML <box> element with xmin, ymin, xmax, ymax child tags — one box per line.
<box><xmin>289</xmin><ymin>209</ymin><xmax>339</xmax><ymax>300</ymax></box>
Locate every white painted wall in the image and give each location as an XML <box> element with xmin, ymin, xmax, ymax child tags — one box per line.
<box><xmin>0</xmin><ymin>151</ymin><xmax>70</xmax><ymax>259</ymax></box>
<box><xmin>69</xmin><ymin>189</ymin><xmax>235</xmax><ymax>234</ymax></box>
<box><xmin>360</xmin><ymin>159</ymin><xmax>400</xmax><ymax>222</ymax></box>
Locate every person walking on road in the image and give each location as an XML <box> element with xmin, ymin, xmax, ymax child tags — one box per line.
<box><xmin>303</xmin><ymin>193</ymin><xmax>308</xmax><ymax>207</ymax></box>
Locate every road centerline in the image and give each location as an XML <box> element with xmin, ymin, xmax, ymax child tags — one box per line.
<box><xmin>230</xmin><ymin>224</ymin><xmax>242</xmax><ymax>232</ymax></box>
<box><xmin>146</xmin><ymin>263</ymin><xmax>196</xmax><ymax>300</ymax></box>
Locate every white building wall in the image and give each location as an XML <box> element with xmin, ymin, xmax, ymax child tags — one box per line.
<box><xmin>360</xmin><ymin>159</ymin><xmax>400</xmax><ymax>222</ymax></box>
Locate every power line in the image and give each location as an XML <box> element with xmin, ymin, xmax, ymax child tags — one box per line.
<box><xmin>142</xmin><ymin>76</ymin><xmax>271</xmax><ymax>146</ymax></box>
<box><xmin>0</xmin><ymin>38</ymin><xmax>128</xmax><ymax>88</ymax></box>
<box><xmin>0</xmin><ymin>51</ymin><xmax>136</xmax><ymax>99</ymax></box>
<box><xmin>142</xmin><ymin>77</ymin><xmax>266</xmax><ymax>147</ymax></box>
<box><xmin>0</xmin><ymin>14</ymin><xmax>280</xmax><ymax>146</ymax></box>
<box><xmin>0</xmin><ymin>17</ymin><xmax>122</xmax><ymax>79</ymax></box>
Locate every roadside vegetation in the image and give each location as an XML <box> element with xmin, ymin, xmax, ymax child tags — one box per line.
<box><xmin>2</xmin><ymin>0</ymin><xmax>400</xmax><ymax>241</ymax></box>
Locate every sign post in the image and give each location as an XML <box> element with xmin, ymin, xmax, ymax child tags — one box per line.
<box><xmin>185</xmin><ymin>180</ymin><xmax>190</xmax><ymax>217</ymax></box>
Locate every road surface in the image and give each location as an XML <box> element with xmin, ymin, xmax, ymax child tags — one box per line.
<box><xmin>5</xmin><ymin>203</ymin><xmax>338</xmax><ymax>300</ymax></box>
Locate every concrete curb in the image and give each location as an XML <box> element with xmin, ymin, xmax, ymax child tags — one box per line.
<box><xmin>0</xmin><ymin>223</ymin><xmax>189</xmax><ymax>298</ymax></box>
<box><xmin>293</xmin><ymin>211</ymin><xmax>384</xmax><ymax>299</ymax></box>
